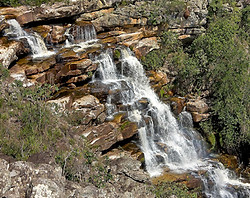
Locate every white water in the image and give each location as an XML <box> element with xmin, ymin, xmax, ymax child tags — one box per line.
<box><xmin>93</xmin><ymin>48</ymin><xmax>250</xmax><ymax>198</ymax></box>
<box><xmin>5</xmin><ymin>19</ymin><xmax>55</xmax><ymax>59</ymax></box>
<box><xmin>64</xmin><ymin>24</ymin><xmax>98</xmax><ymax>50</ymax></box>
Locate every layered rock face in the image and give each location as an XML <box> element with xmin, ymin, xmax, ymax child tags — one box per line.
<box><xmin>0</xmin><ymin>153</ymin><xmax>152</xmax><ymax>198</ymax></box>
<box><xmin>0</xmin><ymin>1</ymin><xmax>211</xmax><ymax>196</ymax></box>
<box><xmin>0</xmin><ymin>0</ymin><xmax>211</xmax><ymax>160</ymax></box>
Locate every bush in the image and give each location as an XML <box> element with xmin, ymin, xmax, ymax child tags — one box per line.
<box><xmin>151</xmin><ymin>181</ymin><xmax>198</xmax><ymax>198</ymax></box>
<box><xmin>173</xmin><ymin>1</ymin><xmax>250</xmax><ymax>162</ymax></box>
<box><xmin>136</xmin><ymin>0</ymin><xmax>185</xmax><ymax>25</ymax></box>
<box><xmin>0</xmin><ymin>71</ymin><xmax>62</xmax><ymax>160</ymax></box>
<box><xmin>142</xmin><ymin>31</ymin><xmax>186</xmax><ymax>71</ymax></box>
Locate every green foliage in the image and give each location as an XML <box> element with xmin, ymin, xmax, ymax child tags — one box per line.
<box><xmin>142</xmin><ymin>31</ymin><xmax>186</xmax><ymax>71</ymax></box>
<box><xmin>136</xmin><ymin>0</ymin><xmax>185</xmax><ymax>25</ymax></box>
<box><xmin>0</xmin><ymin>64</ymin><xmax>9</xmax><ymax>79</ymax></box>
<box><xmin>173</xmin><ymin>1</ymin><xmax>250</xmax><ymax>158</ymax></box>
<box><xmin>151</xmin><ymin>182</ymin><xmax>197</xmax><ymax>198</ymax></box>
<box><xmin>0</xmin><ymin>75</ymin><xmax>61</xmax><ymax>160</ymax></box>
<box><xmin>55</xmin><ymin>148</ymin><xmax>112</xmax><ymax>187</ymax></box>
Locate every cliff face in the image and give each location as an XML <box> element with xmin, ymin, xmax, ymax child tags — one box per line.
<box><xmin>2</xmin><ymin>1</ymin><xmax>244</xmax><ymax>197</ymax></box>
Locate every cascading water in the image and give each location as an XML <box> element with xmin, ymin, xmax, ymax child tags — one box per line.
<box><xmin>93</xmin><ymin>48</ymin><xmax>250</xmax><ymax>198</ymax></box>
<box><xmin>64</xmin><ymin>24</ymin><xmax>98</xmax><ymax>50</ymax></box>
<box><xmin>5</xmin><ymin>19</ymin><xmax>55</xmax><ymax>59</ymax></box>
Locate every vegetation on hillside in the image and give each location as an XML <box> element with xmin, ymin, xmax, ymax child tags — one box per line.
<box><xmin>0</xmin><ymin>64</ymin><xmax>113</xmax><ymax>187</ymax></box>
<box><xmin>143</xmin><ymin>0</ymin><xmax>250</xmax><ymax>164</ymax></box>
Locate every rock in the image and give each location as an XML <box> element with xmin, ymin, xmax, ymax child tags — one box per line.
<box><xmin>119</xmin><ymin>121</ymin><xmax>138</xmax><ymax>140</ymax></box>
<box><xmin>0</xmin><ymin>15</ymin><xmax>8</xmax><ymax>33</ymax></box>
<box><xmin>56</xmin><ymin>49</ymin><xmax>81</xmax><ymax>63</ymax></box>
<box><xmin>11</xmin><ymin>0</ymin><xmax>127</xmax><ymax>25</ymax></box>
<box><xmin>31</xmin><ymin>25</ymin><xmax>51</xmax><ymax>39</ymax></box>
<box><xmin>191</xmin><ymin>112</ymin><xmax>210</xmax><ymax>122</ymax></box>
<box><xmin>66</xmin><ymin>59</ymin><xmax>93</xmax><ymax>72</ymax></box>
<box><xmin>218</xmin><ymin>154</ymin><xmax>239</xmax><ymax>170</ymax></box>
<box><xmin>16</xmin><ymin>11</ymin><xmax>36</xmax><ymax>25</ymax></box>
<box><xmin>0</xmin><ymin>38</ymin><xmax>28</xmax><ymax>68</ymax></box>
<box><xmin>170</xmin><ymin>97</ymin><xmax>186</xmax><ymax>115</ymax></box>
<box><xmin>0</xmin><ymin>159</ymin><xmax>65</xmax><ymax>197</ymax></box>
<box><xmin>132</xmin><ymin>37</ymin><xmax>159</xmax><ymax>58</ymax></box>
<box><xmin>0</xmin><ymin>152</ymin><xmax>153</xmax><ymax>198</ymax></box>
<box><xmin>78</xmin><ymin>8</ymin><xmax>114</xmax><ymax>21</ymax></box>
<box><xmin>25</xmin><ymin>56</ymin><xmax>56</xmax><ymax>76</ymax></box>
<box><xmin>151</xmin><ymin>171</ymin><xmax>203</xmax><ymax>190</ymax></box>
<box><xmin>147</xmin><ymin>70</ymin><xmax>170</xmax><ymax>93</ymax></box>
<box><xmin>82</xmin><ymin>119</ymin><xmax>137</xmax><ymax>151</ymax></box>
<box><xmin>82</xmin><ymin>122</ymin><xmax>120</xmax><ymax>151</ymax></box>
<box><xmin>187</xmin><ymin>99</ymin><xmax>209</xmax><ymax>114</ymax></box>
<box><xmin>92</xmin><ymin>14</ymin><xmax>147</xmax><ymax>32</ymax></box>
<box><xmin>49</xmin><ymin>25</ymin><xmax>67</xmax><ymax>44</ymax></box>
<box><xmin>151</xmin><ymin>172</ymin><xmax>188</xmax><ymax>184</ymax></box>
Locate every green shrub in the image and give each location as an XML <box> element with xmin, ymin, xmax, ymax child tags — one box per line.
<box><xmin>136</xmin><ymin>0</ymin><xmax>185</xmax><ymax>25</ymax></box>
<box><xmin>0</xmin><ymin>76</ymin><xmax>62</xmax><ymax>160</ymax></box>
<box><xmin>0</xmin><ymin>64</ymin><xmax>9</xmax><ymax>79</ymax></box>
<box><xmin>142</xmin><ymin>31</ymin><xmax>186</xmax><ymax>71</ymax></box>
<box><xmin>55</xmin><ymin>148</ymin><xmax>112</xmax><ymax>187</ymax></box>
<box><xmin>172</xmin><ymin>0</ymin><xmax>250</xmax><ymax>160</ymax></box>
<box><xmin>151</xmin><ymin>182</ymin><xmax>198</xmax><ymax>198</ymax></box>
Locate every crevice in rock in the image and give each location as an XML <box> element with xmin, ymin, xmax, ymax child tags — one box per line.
<box><xmin>101</xmin><ymin>134</ymin><xmax>139</xmax><ymax>155</ymax></box>
<box><xmin>121</xmin><ymin>171</ymin><xmax>146</xmax><ymax>184</ymax></box>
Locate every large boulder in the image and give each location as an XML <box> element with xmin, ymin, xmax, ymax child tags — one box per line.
<box><xmin>0</xmin><ymin>158</ymin><xmax>65</xmax><ymax>197</ymax></box>
<box><xmin>91</xmin><ymin>14</ymin><xmax>147</xmax><ymax>32</ymax></box>
<box><xmin>186</xmin><ymin>98</ymin><xmax>210</xmax><ymax>122</ymax></box>
<box><xmin>0</xmin><ymin>38</ymin><xmax>28</xmax><ymax>68</ymax></box>
<box><xmin>82</xmin><ymin>120</ymin><xmax>138</xmax><ymax>151</ymax></box>
<box><xmin>6</xmin><ymin>0</ymin><xmax>130</xmax><ymax>25</ymax></box>
<box><xmin>186</xmin><ymin>99</ymin><xmax>209</xmax><ymax>114</ymax></box>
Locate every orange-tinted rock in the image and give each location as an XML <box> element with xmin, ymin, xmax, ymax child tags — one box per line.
<box><xmin>170</xmin><ymin>97</ymin><xmax>186</xmax><ymax>115</ymax></box>
<box><xmin>152</xmin><ymin>171</ymin><xmax>202</xmax><ymax>190</ymax></box>
<box><xmin>112</xmin><ymin>112</ymin><xmax>127</xmax><ymax>123</ymax></box>
<box><xmin>56</xmin><ymin>49</ymin><xmax>80</xmax><ymax>63</ymax></box>
<box><xmin>147</xmin><ymin>70</ymin><xmax>170</xmax><ymax>94</ymax></box>
<box><xmin>218</xmin><ymin>154</ymin><xmax>239</xmax><ymax>170</ymax></box>
<box><xmin>66</xmin><ymin>59</ymin><xmax>93</xmax><ymax>72</ymax></box>
<box><xmin>97</xmin><ymin>31</ymin><xmax>126</xmax><ymax>39</ymax></box>
<box><xmin>81</xmin><ymin>120</ymin><xmax>137</xmax><ymax>151</ymax></box>
<box><xmin>16</xmin><ymin>12</ymin><xmax>36</xmax><ymax>25</ymax></box>
<box><xmin>78</xmin><ymin>8</ymin><xmax>114</xmax><ymax>21</ymax></box>
<box><xmin>120</xmin><ymin>121</ymin><xmax>138</xmax><ymax>140</ymax></box>
<box><xmin>92</xmin><ymin>14</ymin><xmax>147</xmax><ymax>32</ymax></box>
<box><xmin>132</xmin><ymin>37</ymin><xmax>159</xmax><ymax>58</ymax></box>
<box><xmin>66</xmin><ymin>74</ymin><xmax>88</xmax><ymax>84</ymax></box>
<box><xmin>151</xmin><ymin>172</ymin><xmax>188</xmax><ymax>185</ymax></box>
<box><xmin>187</xmin><ymin>99</ymin><xmax>209</xmax><ymax>114</ymax></box>
<box><xmin>66</xmin><ymin>69</ymin><xmax>82</xmax><ymax>76</ymax></box>
<box><xmin>0</xmin><ymin>39</ymin><xmax>28</xmax><ymax>68</ymax></box>
<box><xmin>49</xmin><ymin>25</ymin><xmax>66</xmax><ymax>44</ymax></box>
<box><xmin>82</xmin><ymin>122</ymin><xmax>120</xmax><ymax>151</ymax></box>
<box><xmin>32</xmin><ymin>25</ymin><xmax>51</xmax><ymax>39</ymax></box>
<box><xmin>191</xmin><ymin>112</ymin><xmax>210</xmax><ymax>122</ymax></box>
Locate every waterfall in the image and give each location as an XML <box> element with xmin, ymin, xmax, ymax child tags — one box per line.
<box><xmin>93</xmin><ymin>48</ymin><xmax>250</xmax><ymax>198</ymax></box>
<box><xmin>64</xmin><ymin>23</ymin><xmax>97</xmax><ymax>48</ymax></box>
<box><xmin>5</xmin><ymin>19</ymin><xmax>55</xmax><ymax>59</ymax></box>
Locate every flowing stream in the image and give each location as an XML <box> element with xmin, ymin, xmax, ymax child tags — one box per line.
<box><xmin>5</xmin><ymin>19</ymin><xmax>55</xmax><ymax>59</ymax></box>
<box><xmin>64</xmin><ymin>23</ymin><xmax>98</xmax><ymax>49</ymax></box>
<box><xmin>93</xmin><ymin>48</ymin><xmax>250</xmax><ymax>198</ymax></box>
<box><xmin>4</xmin><ymin>17</ymin><xmax>250</xmax><ymax>198</ymax></box>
